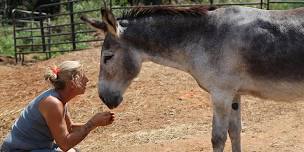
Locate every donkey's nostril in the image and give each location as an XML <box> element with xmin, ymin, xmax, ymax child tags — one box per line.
<box><xmin>99</xmin><ymin>92</ymin><xmax>123</xmax><ymax>109</ymax></box>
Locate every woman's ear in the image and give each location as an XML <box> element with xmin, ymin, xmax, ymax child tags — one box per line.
<box><xmin>72</xmin><ymin>74</ymin><xmax>83</xmax><ymax>89</ymax></box>
<box><xmin>69</xmin><ymin>80</ymin><xmax>77</xmax><ymax>90</ymax></box>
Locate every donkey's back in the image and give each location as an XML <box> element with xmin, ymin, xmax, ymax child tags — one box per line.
<box><xmin>210</xmin><ymin>6</ymin><xmax>304</xmax><ymax>101</ymax></box>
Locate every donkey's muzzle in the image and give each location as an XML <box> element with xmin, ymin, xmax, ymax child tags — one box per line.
<box><xmin>99</xmin><ymin>92</ymin><xmax>123</xmax><ymax>109</ymax></box>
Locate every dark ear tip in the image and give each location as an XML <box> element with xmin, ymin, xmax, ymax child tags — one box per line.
<box><xmin>80</xmin><ymin>15</ymin><xmax>88</xmax><ymax>21</ymax></box>
<box><xmin>101</xmin><ymin>8</ymin><xmax>109</xmax><ymax>14</ymax></box>
<box><xmin>100</xmin><ymin>8</ymin><xmax>106</xmax><ymax>15</ymax></box>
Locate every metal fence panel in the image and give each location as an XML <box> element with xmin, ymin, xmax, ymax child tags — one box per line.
<box><xmin>10</xmin><ymin>0</ymin><xmax>304</xmax><ymax>64</ymax></box>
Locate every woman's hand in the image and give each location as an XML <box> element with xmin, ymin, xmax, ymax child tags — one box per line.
<box><xmin>90</xmin><ymin>112</ymin><xmax>115</xmax><ymax>127</ymax></box>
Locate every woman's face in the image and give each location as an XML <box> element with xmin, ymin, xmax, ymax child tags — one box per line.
<box><xmin>73</xmin><ymin>69</ymin><xmax>89</xmax><ymax>94</ymax></box>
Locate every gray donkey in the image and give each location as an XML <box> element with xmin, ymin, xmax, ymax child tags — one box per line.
<box><xmin>81</xmin><ymin>5</ymin><xmax>304</xmax><ymax>152</ymax></box>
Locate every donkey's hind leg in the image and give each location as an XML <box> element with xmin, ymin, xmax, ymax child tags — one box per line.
<box><xmin>228</xmin><ymin>95</ymin><xmax>241</xmax><ymax>152</ymax></box>
<box><xmin>211</xmin><ymin>90</ymin><xmax>234</xmax><ymax>152</ymax></box>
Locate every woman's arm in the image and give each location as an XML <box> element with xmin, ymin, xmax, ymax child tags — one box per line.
<box><xmin>39</xmin><ymin>96</ymin><xmax>114</xmax><ymax>151</ymax></box>
<box><xmin>65</xmin><ymin>111</ymin><xmax>84</xmax><ymax>132</ymax></box>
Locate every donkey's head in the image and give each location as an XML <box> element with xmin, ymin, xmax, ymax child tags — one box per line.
<box><xmin>81</xmin><ymin>8</ymin><xmax>141</xmax><ymax>109</ymax></box>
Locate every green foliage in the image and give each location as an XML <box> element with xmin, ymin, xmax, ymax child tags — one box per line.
<box><xmin>270</xmin><ymin>3</ymin><xmax>304</xmax><ymax>10</ymax></box>
<box><xmin>0</xmin><ymin>26</ymin><xmax>14</xmax><ymax>57</ymax></box>
<box><xmin>32</xmin><ymin>54</ymin><xmax>48</xmax><ymax>60</ymax></box>
<box><xmin>214</xmin><ymin>0</ymin><xmax>255</xmax><ymax>3</ymax></box>
<box><xmin>112</xmin><ymin>0</ymin><xmax>129</xmax><ymax>6</ymax></box>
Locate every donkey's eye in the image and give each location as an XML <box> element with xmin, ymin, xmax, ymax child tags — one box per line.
<box><xmin>103</xmin><ymin>55</ymin><xmax>114</xmax><ymax>64</ymax></box>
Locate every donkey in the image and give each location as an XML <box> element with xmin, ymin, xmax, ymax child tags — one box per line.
<box><xmin>81</xmin><ymin>5</ymin><xmax>304</xmax><ymax>152</ymax></box>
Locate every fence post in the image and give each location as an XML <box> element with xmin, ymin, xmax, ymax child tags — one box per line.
<box><xmin>68</xmin><ymin>0</ymin><xmax>76</xmax><ymax>51</ymax></box>
<box><xmin>209</xmin><ymin>0</ymin><xmax>214</xmax><ymax>6</ymax></box>
<box><xmin>39</xmin><ymin>10</ymin><xmax>47</xmax><ymax>59</ymax></box>
<box><xmin>12</xmin><ymin>10</ymin><xmax>18</xmax><ymax>63</ymax></box>
<box><xmin>260</xmin><ymin>0</ymin><xmax>263</xmax><ymax>9</ymax></box>
<box><xmin>266</xmin><ymin>0</ymin><xmax>270</xmax><ymax>10</ymax></box>
<box><xmin>30</xmin><ymin>11</ymin><xmax>34</xmax><ymax>54</ymax></box>
<box><xmin>110</xmin><ymin>0</ymin><xmax>113</xmax><ymax>10</ymax></box>
<box><xmin>40</xmin><ymin>18</ymin><xmax>47</xmax><ymax>57</ymax></box>
<box><xmin>47</xmin><ymin>16</ymin><xmax>52</xmax><ymax>59</ymax></box>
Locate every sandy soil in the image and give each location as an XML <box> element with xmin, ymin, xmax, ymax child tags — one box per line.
<box><xmin>0</xmin><ymin>48</ymin><xmax>304</xmax><ymax>152</ymax></box>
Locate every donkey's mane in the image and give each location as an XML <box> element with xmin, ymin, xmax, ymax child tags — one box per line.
<box><xmin>120</xmin><ymin>6</ymin><xmax>217</xmax><ymax>20</ymax></box>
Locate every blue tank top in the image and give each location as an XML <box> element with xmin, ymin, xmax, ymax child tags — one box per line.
<box><xmin>1</xmin><ymin>89</ymin><xmax>64</xmax><ymax>151</ymax></box>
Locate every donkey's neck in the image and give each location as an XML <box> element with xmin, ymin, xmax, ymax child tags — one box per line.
<box><xmin>120</xmin><ymin>16</ymin><xmax>211</xmax><ymax>72</ymax></box>
<box><xmin>139</xmin><ymin>50</ymin><xmax>190</xmax><ymax>72</ymax></box>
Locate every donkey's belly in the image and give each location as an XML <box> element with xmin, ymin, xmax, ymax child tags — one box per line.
<box><xmin>240</xmin><ymin>80</ymin><xmax>304</xmax><ymax>102</ymax></box>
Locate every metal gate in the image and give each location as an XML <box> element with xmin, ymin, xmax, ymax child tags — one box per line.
<box><xmin>12</xmin><ymin>0</ymin><xmax>304</xmax><ymax>63</ymax></box>
<box><xmin>12</xmin><ymin>0</ymin><xmax>102</xmax><ymax>63</ymax></box>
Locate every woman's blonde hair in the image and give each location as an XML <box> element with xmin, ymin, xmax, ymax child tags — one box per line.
<box><xmin>44</xmin><ymin>61</ymin><xmax>82</xmax><ymax>90</ymax></box>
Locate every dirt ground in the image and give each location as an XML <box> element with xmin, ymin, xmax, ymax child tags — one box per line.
<box><xmin>0</xmin><ymin>48</ymin><xmax>304</xmax><ymax>152</ymax></box>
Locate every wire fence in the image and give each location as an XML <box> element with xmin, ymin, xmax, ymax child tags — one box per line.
<box><xmin>1</xmin><ymin>0</ymin><xmax>303</xmax><ymax>63</ymax></box>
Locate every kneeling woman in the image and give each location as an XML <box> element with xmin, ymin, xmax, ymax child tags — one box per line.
<box><xmin>1</xmin><ymin>61</ymin><xmax>115</xmax><ymax>152</ymax></box>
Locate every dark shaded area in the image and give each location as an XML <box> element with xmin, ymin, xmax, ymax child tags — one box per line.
<box><xmin>34</xmin><ymin>0</ymin><xmax>61</xmax><ymax>14</ymax></box>
<box><xmin>232</xmin><ymin>103</ymin><xmax>239</xmax><ymax>110</ymax></box>
<box><xmin>241</xmin><ymin>19</ymin><xmax>304</xmax><ymax>81</ymax></box>
<box><xmin>1</xmin><ymin>0</ymin><xmax>61</xmax><ymax>21</ymax></box>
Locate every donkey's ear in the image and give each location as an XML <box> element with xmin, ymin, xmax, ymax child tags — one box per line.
<box><xmin>101</xmin><ymin>8</ymin><xmax>118</xmax><ymax>36</ymax></box>
<box><xmin>80</xmin><ymin>16</ymin><xmax>107</xmax><ymax>33</ymax></box>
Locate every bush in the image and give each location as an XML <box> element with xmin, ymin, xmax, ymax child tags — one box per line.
<box><xmin>0</xmin><ymin>26</ymin><xmax>14</xmax><ymax>57</ymax></box>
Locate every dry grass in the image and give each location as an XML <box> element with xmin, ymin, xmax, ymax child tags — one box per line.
<box><xmin>1</xmin><ymin>48</ymin><xmax>304</xmax><ymax>152</ymax></box>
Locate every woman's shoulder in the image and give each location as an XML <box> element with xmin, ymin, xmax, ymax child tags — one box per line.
<box><xmin>40</xmin><ymin>95</ymin><xmax>64</xmax><ymax>109</ymax></box>
<box><xmin>39</xmin><ymin>95</ymin><xmax>65</xmax><ymax>116</ymax></box>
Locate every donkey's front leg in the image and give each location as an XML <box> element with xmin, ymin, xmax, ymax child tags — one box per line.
<box><xmin>228</xmin><ymin>95</ymin><xmax>241</xmax><ymax>152</ymax></box>
<box><xmin>211</xmin><ymin>91</ymin><xmax>234</xmax><ymax>152</ymax></box>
